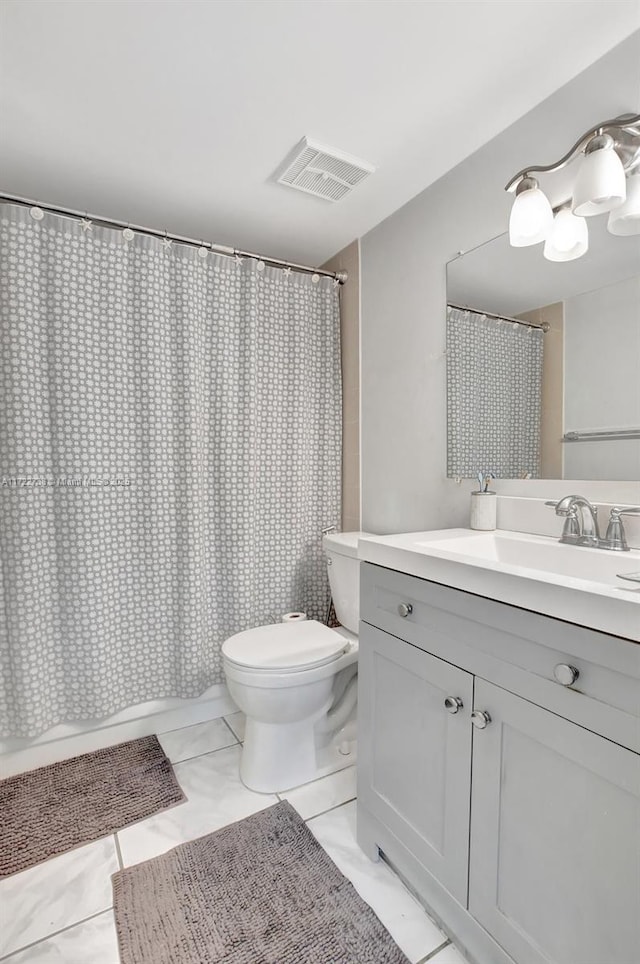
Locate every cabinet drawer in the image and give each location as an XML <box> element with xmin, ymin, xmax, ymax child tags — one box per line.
<box><xmin>361</xmin><ymin>562</ymin><xmax>640</xmax><ymax>752</ymax></box>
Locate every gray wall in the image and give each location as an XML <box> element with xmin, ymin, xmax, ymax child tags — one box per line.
<box><xmin>564</xmin><ymin>275</ymin><xmax>640</xmax><ymax>480</ymax></box>
<box><xmin>360</xmin><ymin>31</ymin><xmax>640</xmax><ymax>534</ymax></box>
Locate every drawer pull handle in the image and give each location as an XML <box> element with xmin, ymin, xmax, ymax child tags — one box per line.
<box><xmin>444</xmin><ymin>696</ymin><xmax>463</xmax><ymax>714</ymax></box>
<box><xmin>397</xmin><ymin>602</ymin><xmax>413</xmax><ymax>618</ymax></box>
<box><xmin>471</xmin><ymin>710</ymin><xmax>491</xmax><ymax>729</ymax></box>
<box><xmin>554</xmin><ymin>663</ymin><xmax>579</xmax><ymax>687</ymax></box>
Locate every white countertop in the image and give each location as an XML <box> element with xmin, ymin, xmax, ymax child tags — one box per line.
<box><xmin>358</xmin><ymin>528</ymin><xmax>640</xmax><ymax>642</ymax></box>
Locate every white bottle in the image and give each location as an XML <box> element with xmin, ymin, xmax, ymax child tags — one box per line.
<box><xmin>470</xmin><ymin>490</ymin><xmax>497</xmax><ymax>530</ymax></box>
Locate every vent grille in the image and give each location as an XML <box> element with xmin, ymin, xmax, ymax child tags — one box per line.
<box><xmin>277</xmin><ymin>137</ymin><xmax>375</xmax><ymax>202</ymax></box>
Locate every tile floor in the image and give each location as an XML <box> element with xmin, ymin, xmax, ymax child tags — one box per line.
<box><xmin>0</xmin><ymin>715</ymin><xmax>466</xmax><ymax>964</ymax></box>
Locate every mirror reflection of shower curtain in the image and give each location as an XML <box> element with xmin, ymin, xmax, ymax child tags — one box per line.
<box><xmin>0</xmin><ymin>205</ymin><xmax>341</xmax><ymax>737</ymax></box>
<box><xmin>447</xmin><ymin>306</ymin><xmax>543</xmax><ymax>479</ymax></box>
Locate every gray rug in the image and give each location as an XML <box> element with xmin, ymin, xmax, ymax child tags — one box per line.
<box><xmin>113</xmin><ymin>800</ymin><xmax>410</xmax><ymax>964</ymax></box>
<box><xmin>0</xmin><ymin>735</ymin><xmax>185</xmax><ymax>877</ymax></box>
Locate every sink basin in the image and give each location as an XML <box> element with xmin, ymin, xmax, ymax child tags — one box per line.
<box><xmin>358</xmin><ymin>528</ymin><xmax>640</xmax><ymax>641</ymax></box>
<box><xmin>415</xmin><ymin>530</ymin><xmax>640</xmax><ymax>587</ymax></box>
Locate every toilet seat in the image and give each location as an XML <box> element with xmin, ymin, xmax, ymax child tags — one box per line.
<box><xmin>222</xmin><ymin>620</ymin><xmax>348</xmax><ymax>673</ymax></box>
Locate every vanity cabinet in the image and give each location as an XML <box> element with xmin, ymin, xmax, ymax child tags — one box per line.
<box><xmin>358</xmin><ymin>562</ymin><xmax>640</xmax><ymax>964</ymax></box>
<box><xmin>469</xmin><ymin>678</ymin><xmax>639</xmax><ymax>964</ymax></box>
<box><xmin>358</xmin><ymin>623</ymin><xmax>473</xmax><ymax>904</ymax></box>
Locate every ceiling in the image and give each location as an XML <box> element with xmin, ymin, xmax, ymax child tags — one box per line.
<box><xmin>1</xmin><ymin>1</ymin><xmax>639</xmax><ymax>266</ymax></box>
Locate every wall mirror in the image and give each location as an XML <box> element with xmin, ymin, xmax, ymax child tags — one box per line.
<box><xmin>446</xmin><ymin>219</ymin><xmax>640</xmax><ymax>481</ymax></box>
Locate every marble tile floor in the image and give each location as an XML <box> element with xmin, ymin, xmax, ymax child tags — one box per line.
<box><xmin>0</xmin><ymin>714</ymin><xmax>466</xmax><ymax>964</ymax></box>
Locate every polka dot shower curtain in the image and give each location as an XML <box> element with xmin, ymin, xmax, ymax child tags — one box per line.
<box><xmin>446</xmin><ymin>305</ymin><xmax>543</xmax><ymax>479</ymax></box>
<box><xmin>0</xmin><ymin>204</ymin><xmax>341</xmax><ymax>737</ymax></box>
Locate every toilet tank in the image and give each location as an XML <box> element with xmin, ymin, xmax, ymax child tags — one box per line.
<box><xmin>323</xmin><ymin>531</ymin><xmax>369</xmax><ymax>635</ymax></box>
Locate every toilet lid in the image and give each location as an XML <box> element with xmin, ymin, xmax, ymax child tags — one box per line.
<box><xmin>222</xmin><ymin>620</ymin><xmax>348</xmax><ymax>671</ymax></box>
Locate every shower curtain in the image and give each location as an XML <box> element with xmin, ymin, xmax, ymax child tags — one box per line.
<box><xmin>0</xmin><ymin>205</ymin><xmax>341</xmax><ymax>737</ymax></box>
<box><xmin>447</xmin><ymin>305</ymin><xmax>543</xmax><ymax>478</ymax></box>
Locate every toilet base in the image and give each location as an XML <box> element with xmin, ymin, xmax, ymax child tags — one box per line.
<box><xmin>239</xmin><ymin>713</ymin><xmax>358</xmax><ymax>794</ymax></box>
<box><xmin>240</xmin><ymin>717</ymin><xmax>320</xmax><ymax>793</ymax></box>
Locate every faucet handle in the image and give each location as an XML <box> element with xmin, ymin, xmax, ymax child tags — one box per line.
<box><xmin>546</xmin><ymin>500</ymin><xmax>580</xmax><ymax>540</ymax></box>
<box><xmin>545</xmin><ymin>499</ymin><xmax>567</xmax><ymax>515</ymax></box>
<box><xmin>561</xmin><ymin>507</ymin><xmax>581</xmax><ymax>541</ymax></box>
<box><xmin>605</xmin><ymin>506</ymin><xmax>640</xmax><ymax>552</ymax></box>
<box><xmin>545</xmin><ymin>497</ymin><xmax>597</xmax><ymax>517</ymax></box>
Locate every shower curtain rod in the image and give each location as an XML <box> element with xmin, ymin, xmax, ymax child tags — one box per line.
<box><xmin>448</xmin><ymin>302</ymin><xmax>549</xmax><ymax>333</ymax></box>
<box><xmin>0</xmin><ymin>192</ymin><xmax>348</xmax><ymax>284</ymax></box>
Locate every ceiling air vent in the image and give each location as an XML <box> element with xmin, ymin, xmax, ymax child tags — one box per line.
<box><xmin>277</xmin><ymin>137</ymin><xmax>375</xmax><ymax>202</ymax></box>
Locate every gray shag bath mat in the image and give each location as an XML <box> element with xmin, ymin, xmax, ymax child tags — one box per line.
<box><xmin>0</xmin><ymin>735</ymin><xmax>185</xmax><ymax>877</ymax></box>
<box><xmin>113</xmin><ymin>800</ymin><xmax>410</xmax><ymax>964</ymax></box>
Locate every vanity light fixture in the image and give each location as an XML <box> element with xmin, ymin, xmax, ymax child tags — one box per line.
<box><xmin>505</xmin><ymin>113</ymin><xmax>640</xmax><ymax>258</ymax></box>
<box><xmin>608</xmin><ymin>169</ymin><xmax>640</xmax><ymax>235</ymax></box>
<box><xmin>509</xmin><ymin>177</ymin><xmax>554</xmax><ymax>246</ymax></box>
<box><xmin>543</xmin><ymin>205</ymin><xmax>589</xmax><ymax>262</ymax></box>
<box><xmin>572</xmin><ymin>133</ymin><xmax>626</xmax><ymax>216</ymax></box>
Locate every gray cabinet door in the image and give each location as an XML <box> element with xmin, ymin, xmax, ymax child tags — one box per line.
<box><xmin>469</xmin><ymin>679</ymin><xmax>640</xmax><ymax>964</ymax></box>
<box><xmin>358</xmin><ymin>622</ymin><xmax>473</xmax><ymax>904</ymax></box>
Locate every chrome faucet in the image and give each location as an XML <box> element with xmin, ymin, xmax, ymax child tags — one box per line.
<box><xmin>545</xmin><ymin>495</ymin><xmax>600</xmax><ymax>546</ymax></box>
<box><xmin>546</xmin><ymin>496</ymin><xmax>640</xmax><ymax>551</ymax></box>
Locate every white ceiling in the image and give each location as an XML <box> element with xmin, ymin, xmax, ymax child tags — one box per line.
<box><xmin>1</xmin><ymin>1</ymin><xmax>639</xmax><ymax>266</ymax></box>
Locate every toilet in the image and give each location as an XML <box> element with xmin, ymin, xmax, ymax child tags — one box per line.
<box><xmin>222</xmin><ymin>531</ymin><xmax>365</xmax><ymax>793</ymax></box>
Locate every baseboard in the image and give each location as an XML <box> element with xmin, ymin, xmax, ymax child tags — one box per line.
<box><xmin>0</xmin><ymin>684</ymin><xmax>237</xmax><ymax>778</ymax></box>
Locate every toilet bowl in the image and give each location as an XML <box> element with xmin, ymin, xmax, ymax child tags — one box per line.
<box><xmin>222</xmin><ymin>530</ymin><xmax>366</xmax><ymax>793</ymax></box>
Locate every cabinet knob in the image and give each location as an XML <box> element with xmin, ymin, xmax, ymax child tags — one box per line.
<box><xmin>444</xmin><ymin>696</ymin><xmax>463</xmax><ymax>714</ymax></box>
<box><xmin>471</xmin><ymin>710</ymin><xmax>491</xmax><ymax>729</ymax></box>
<box><xmin>553</xmin><ymin>663</ymin><xmax>579</xmax><ymax>687</ymax></box>
<box><xmin>397</xmin><ymin>602</ymin><xmax>413</xmax><ymax>618</ymax></box>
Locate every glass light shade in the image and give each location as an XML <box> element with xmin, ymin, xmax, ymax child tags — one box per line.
<box><xmin>572</xmin><ymin>138</ymin><xmax>626</xmax><ymax>217</ymax></box>
<box><xmin>543</xmin><ymin>208</ymin><xmax>588</xmax><ymax>262</ymax></box>
<box><xmin>607</xmin><ymin>172</ymin><xmax>640</xmax><ymax>236</ymax></box>
<box><xmin>509</xmin><ymin>182</ymin><xmax>554</xmax><ymax>246</ymax></box>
